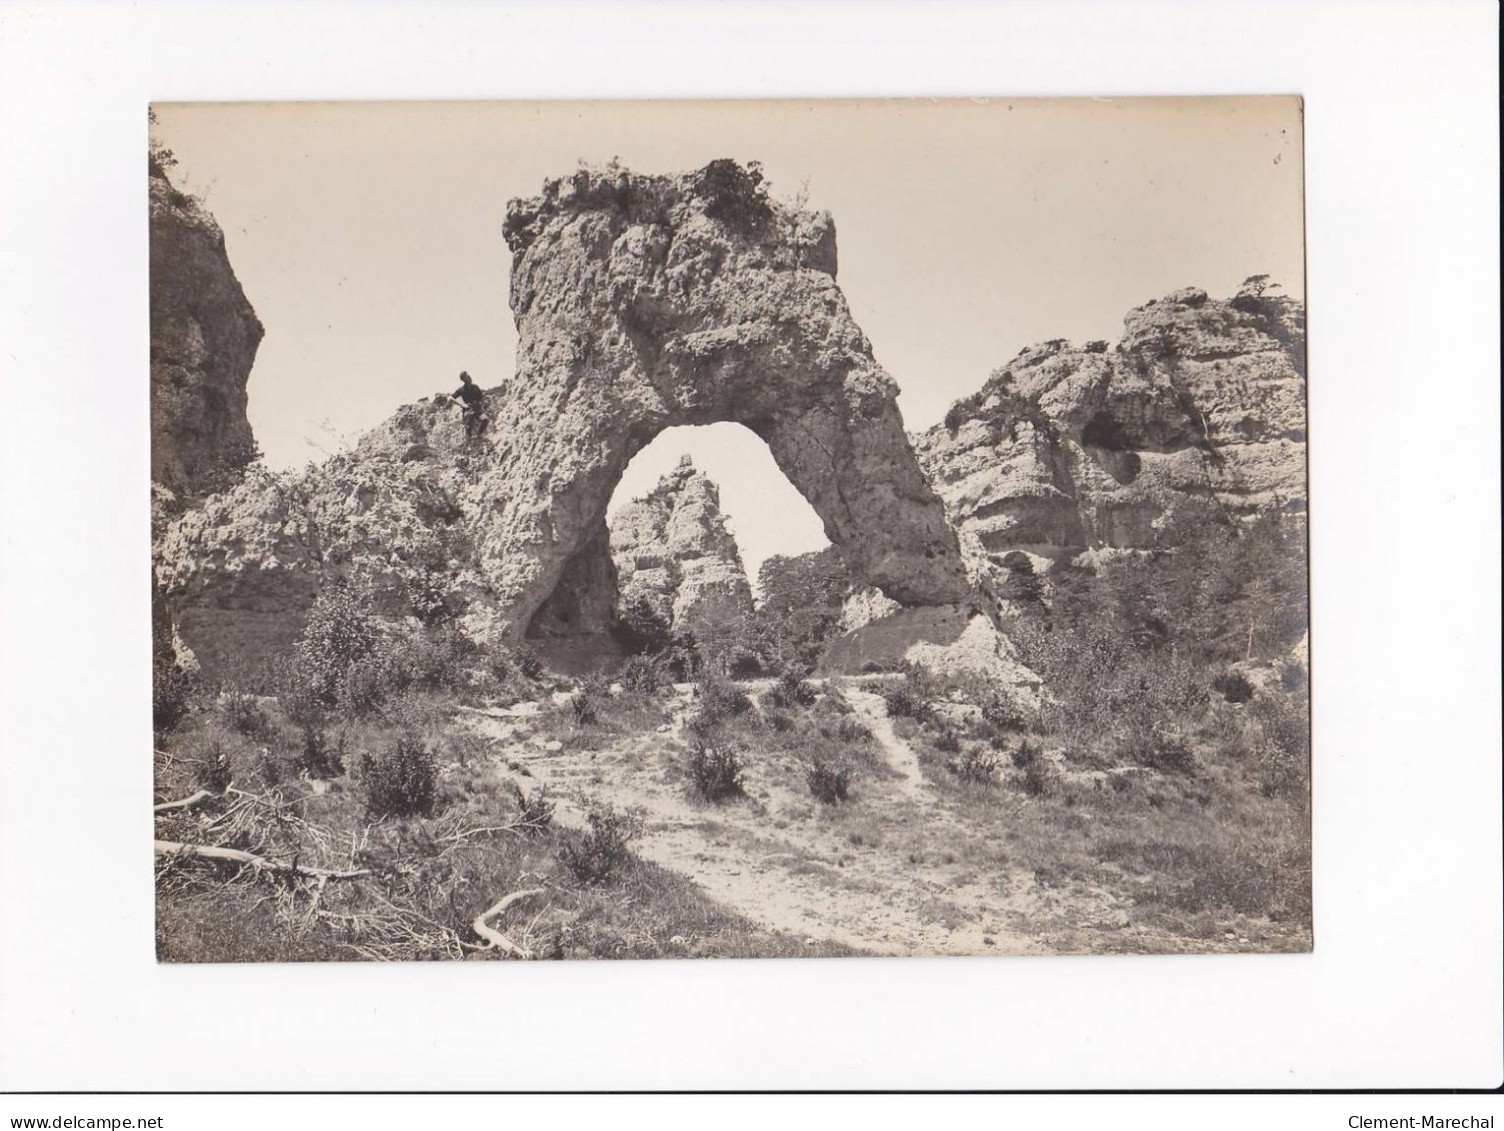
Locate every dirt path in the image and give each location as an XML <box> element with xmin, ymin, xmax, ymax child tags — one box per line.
<box><xmin>459</xmin><ymin>685</ymin><xmax>1054</xmax><ymax>956</ymax></box>
<box><xmin>842</xmin><ymin>688</ymin><xmax>933</xmax><ymax>802</ymax></box>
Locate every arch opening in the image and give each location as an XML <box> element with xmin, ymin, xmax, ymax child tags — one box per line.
<box><xmin>527</xmin><ymin>423</ymin><xmax>831</xmax><ymax>659</ymax></box>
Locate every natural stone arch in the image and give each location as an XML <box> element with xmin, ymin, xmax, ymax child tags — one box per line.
<box><xmin>156</xmin><ymin>160</ymin><xmax>973</xmax><ymax>676</ymax></box>
<box><xmin>490</xmin><ymin>160</ymin><xmax>969</xmax><ymax>640</ymax></box>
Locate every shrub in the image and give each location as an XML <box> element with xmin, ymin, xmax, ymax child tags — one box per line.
<box><xmin>296</xmin><ymin>583</ymin><xmax>381</xmax><ymax>705</ymax></box>
<box><xmin>560</xmin><ymin>805</ymin><xmax>642</xmax><ymax>885</ymax></box>
<box><xmin>804</xmin><ymin>757</ymin><xmax>852</xmax><ymax>804</ymax></box>
<box><xmin>687</xmin><ymin>673</ymin><xmax>751</xmax><ymax>735</ymax></box>
<box><xmin>153</xmin><ymin>657</ymin><xmax>194</xmax><ymax>734</ymax></box>
<box><xmin>687</xmin><ymin>739</ymin><xmax>744</xmax><ymax>802</ymax></box>
<box><xmin>767</xmin><ymin>666</ymin><xmax>817</xmax><ymax>709</ymax></box>
<box><xmin>360</xmin><ymin>734</ymin><xmax>437</xmax><ymax>817</ymax></box>
<box><xmin>1278</xmin><ymin>659</ymin><xmax>1307</xmax><ymax>693</ymax></box>
<box><xmin>1212</xmin><ymin>670</ymin><xmax>1256</xmax><ymax>704</ymax></box>
<box><xmin>1133</xmin><ymin>728</ymin><xmax>1198</xmax><ymax>775</ymax></box>
<box><xmin>566</xmin><ymin>689</ymin><xmax>599</xmax><ymax>728</ymax></box>
<box><xmin>1255</xmin><ymin>741</ymin><xmax>1306</xmax><ymax>798</ymax></box>
<box><xmin>197</xmin><ymin>740</ymin><xmax>233</xmax><ymax>793</ymax></box>
<box><xmin>1012</xmin><ymin>741</ymin><xmax>1056</xmax><ymax>797</ymax></box>
<box><xmin>384</xmin><ymin>625</ymin><xmax>471</xmax><ymax>693</ymax></box>
<box><xmin>980</xmin><ymin>690</ymin><xmax>1028</xmax><ymax>733</ymax></box>
<box><xmin>836</xmin><ymin>716</ymin><xmax>872</xmax><ymax>745</ymax></box>
<box><xmin>275</xmin><ymin>660</ymin><xmax>327</xmax><ymax>730</ymax></box>
<box><xmin>507</xmin><ymin>781</ymin><xmax>555</xmax><ymax>835</ymax></box>
<box><xmin>949</xmin><ymin>745</ymin><xmax>1000</xmax><ymax>786</ymax></box>
<box><xmin>617</xmin><ymin>654</ymin><xmax>664</xmax><ymax>697</ymax></box>
<box><xmin>933</xmin><ymin>729</ymin><xmax>962</xmax><ymax>754</ymax></box>
<box><xmin>298</xmin><ymin>725</ymin><xmax>343</xmax><ymax>779</ymax></box>
<box><xmin>336</xmin><ymin>654</ymin><xmax>391</xmax><ymax>716</ymax></box>
<box><xmin>1251</xmin><ymin>692</ymin><xmax>1308</xmax><ymax>762</ymax></box>
<box><xmin>943</xmin><ymin>402</ymin><xmax>968</xmax><ymax>434</ymax></box>
<box><xmin>222</xmin><ymin>688</ymin><xmax>271</xmax><ymax>740</ymax></box>
<box><xmin>488</xmin><ymin>641</ymin><xmax>542</xmax><ymax>684</ymax></box>
<box><xmin>878</xmin><ymin>670</ymin><xmax>937</xmax><ymax>723</ymax></box>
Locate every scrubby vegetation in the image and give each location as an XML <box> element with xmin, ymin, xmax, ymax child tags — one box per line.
<box><xmin>687</xmin><ymin>739</ymin><xmax>745</xmax><ymax>802</ymax></box>
<box><xmin>155</xmin><ymin>506</ymin><xmax>1309</xmax><ymax>959</ymax></box>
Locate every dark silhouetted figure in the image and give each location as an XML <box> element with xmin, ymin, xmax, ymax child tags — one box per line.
<box><xmin>452</xmin><ymin>371</ymin><xmax>486</xmax><ymax>440</ymax></box>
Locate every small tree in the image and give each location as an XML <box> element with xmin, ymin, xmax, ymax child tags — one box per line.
<box><xmin>296</xmin><ymin>583</ymin><xmax>382</xmax><ymax>704</ymax></box>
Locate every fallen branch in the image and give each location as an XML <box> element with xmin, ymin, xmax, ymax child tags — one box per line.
<box><xmin>153</xmin><ymin>789</ymin><xmax>221</xmax><ymax>815</ymax></box>
<box><xmin>471</xmin><ymin>887</ymin><xmax>546</xmax><ymax>958</ymax></box>
<box><xmin>154</xmin><ymin>839</ymin><xmax>370</xmax><ymax>881</ymax></box>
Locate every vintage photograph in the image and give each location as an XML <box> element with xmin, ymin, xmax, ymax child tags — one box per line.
<box><xmin>149</xmin><ymin>97</ymin><xmax>1310</xmax><ymax>962</ymax></box>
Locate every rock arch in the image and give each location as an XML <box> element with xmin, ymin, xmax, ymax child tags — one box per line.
<box><xmin>487</xmin><ymin>160</ymin><xmax>969</xmax><ymax>640</ymax></box>
<box><xmin>156</xmin><ymin>160</ymin><xmax>973</xmax><ymax>675</ymax></box>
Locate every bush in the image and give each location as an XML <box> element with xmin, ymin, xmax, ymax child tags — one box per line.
<box><xmin>560</xmin><ymin>805</ymin><xmax>642</xmax><ymax>885</ymax></box>
<box><xmin>337</xmin><ymin>654</ymin><xmax>391</xmax><ymax>716</ymax></box>
<box><xmin>297</xmin><ymin>726</ymin><xmax>343</xmax><ymax>779</ymax></box>
<box><xmin>766</xmin><ymin>666</ymin><xmax>817</xmax><ymax>709</ymax></box>
<box><xmin>687</xmin><ymin>673</ymin><xmax>751</xmax><ymax>735</ymax></box>
<box><xmin>274</xmin><ymin>660</ymin><xmax>327</xmax><ymax>730</ymax></box>
<box><xmin>488</xmin><ymin>641</ymin><xmax>542</xmax><ymax>685</ymax></box>
<box><xmin>949</xmin><ymin>745</ymin><xmax>1000</xmax><ymax>786</ymax></box>
<box><xmin>943</xmin><ymin>402</ymin><xmax>968</xmax><ymax>434</ymax></box>
<box><xmin>687</xmin><ymin>739</ymin><xmax>745</xmax><ymax>802</ymax></box>
<box><xmin>1131</xmin><ymin>727</ymin><xmax>1198</xmax><ymax>775</ymax></box>
<box><xmin>566</xmin><ymin>689</ymin><xmax>599</xmax><ymax>728</ymax></box>
<box><xmin>296</xmin><ymin>583</ymin><xmax>381</xmax><ymax>705</ymax></box>
<box><xmin>1012</xmin><ymin>741</ymin><xmax>1056</xmax><ymax>797</ymax></box>
<box><xmin>980</xmin><ymin>690</ymin><xmax>1028</xmax><ymax>733</ymax></box>
<box><xmin>384</xmin><ymin>625</ymin><xmax>471</xmax><ymax>693</ymax></box>
<box><xmin>836</xmin><ymin>716</ymin><xmax>872</xmax><ymax>745</ymax></box>
<box><xmin>1212</xmin><ymin>670</ymin><xmax>1256</xmax><ymax>704</ymax></box>
<box><xmin>1278</xmin><ymin>659</ymin><xmax>1307</xmax><ymax>693</ymax></box>
<box><xmin>617</xmin><ymin>654</ymin><xmax>664</xmax><ymax>697</ymax></box>
<box><xmin>878</xmin><ymin>668</ymin><xmax>938</xmax><ymax>723</ymax></box>
<box><xmin>360</xmin><ymin>734</ymin><xmax>437</xmax><ymax>818</ymax></box>
<box><xmin>197</xmin><ymin>739</ymin><xmax>233</xmax><ymax>793</ymax></box>
<box><xmin>506</xmin><ymin>781</ymin><xmax>554</xmax><ymax>835</ymax></box>
<box><xmin>153</xmin><ymin>658</ymin><xmax>194</xmax><ymax>734</ymax></box>
<box><xmin>222</xmin><ymin>688</ymin><xmax>271</xmax><ymax>740</ymax></box>
<box><xmin>933</xmin><ymin>729</ymin><xmax>962</xmax><ymax>754</ymax></box>
<box><xmin>1255</xmin><ymin>742</ymin><xmax>1306</xmax><ymax>798</ymax></box>
<box><xmin>804</xmin><ymin>757</ymin><xmax>851</xmax><ymax>804</ymax></box>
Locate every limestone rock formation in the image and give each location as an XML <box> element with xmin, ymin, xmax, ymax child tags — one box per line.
<box><xmin>912</xmin><ymin>281</ymin><xmax>1306</xmax><ymax>601</ymax></box>
<box><xmin>610</xmin><ymin>455</ymin><xmax>755</xmax><ymax>642</ymax></box>
<box><xmin>158</xmin><ymin>160</ymin><xmax>971</xmax><ymax>675</ymax></box>
<box><xmin>149</xmin><ymin>161</ymin><xmax>263</xmax><ymax>503</ymax></box>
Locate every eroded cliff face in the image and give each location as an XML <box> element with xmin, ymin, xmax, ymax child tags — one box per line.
<box><xmin>149</xmin><ymin>161</ymin><xmax>263</xmax><ymax>504</ymax></box>
<box><xmin>912</xmin><ymin>281</ymin><xmax>1306</xmax><ymax>600</ymax></box>
<box><xmin>158</xmin><ymin>160</ymin><xmax>970</xmax><ymax>675</ymax></box>
<box><xmin>611</xmin><ymin>456</ymin><xmax>755</xmax><ymax>641</ymax></box>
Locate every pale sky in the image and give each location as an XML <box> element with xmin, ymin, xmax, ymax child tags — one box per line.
<box><xmin>153</xmin><ymin>98</ymin><xmax>1304</xmax><ymax>580</ymax></box>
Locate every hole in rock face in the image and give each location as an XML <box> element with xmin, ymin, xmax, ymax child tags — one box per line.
<box><xmin>528</xmin><ymin>422</ymin><xmax>833</xmax><ymax>655</ymax></box>
<box><xmin>609</xmin><ymin>423</ymin><xmax>830</xmax><ymax>591</ymax></box>
<box><xmin>1081</xmin><ymin>412</ymin><xmax>1143</xmax><ymax>485</ymax></box>
<box><xmin>1081</xmin><ymin>411</ymin><xmax>1131</xmax><ymax>451</ymax></box>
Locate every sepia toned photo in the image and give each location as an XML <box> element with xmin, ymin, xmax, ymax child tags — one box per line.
<box><xmin>149</xmin><ymin>97</ymin><xmax>1310</xmax><ymax>962</ymax></box>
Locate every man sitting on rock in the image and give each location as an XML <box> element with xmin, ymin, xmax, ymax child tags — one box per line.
<box><xmin>451</xmin><ymin>371</ymin><xmax>486</xmax><ymax>440</ymax></box>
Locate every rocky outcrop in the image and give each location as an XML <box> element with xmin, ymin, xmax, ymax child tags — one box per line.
<box><xmin>158</xmin><ymin>160</ymin><xmax>971</xmax><ymax>675</ymax></box>
<box><xmin>913</xmin><ymin>281</ymin><xmax>1306</xmax><ymax>600</ymax></box>
<box><xmin>610</xmin><ymin>455</ymin><xmax>755</xmax><ymax>639</ymax></box>
<box><xmin>149</xmin><ymin>161</ymin><xmax>263</xmax><ymax>503</ymax></box>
